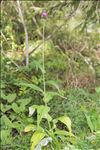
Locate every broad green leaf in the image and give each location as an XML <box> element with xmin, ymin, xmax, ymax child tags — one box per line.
<box><xmin>6</xmin><ymin>93</ymin><xmax>16</xmax><ymax>103</ymax></box>
<box><xmin>1</xmin><ymin>129</ymin><xmax>12</xmax><ymax>144</ymax></box>
<box><xmin>37</xmin><ymin>105</ymin><xmax>50</xmax><ymax>126</ymax></box>
<box><xmin>1</xmin><ymin>103</ymin><xmax>11</xmax><ymax>113</ymax></box>
<box><xmin>29</xmin><ymin>105</ymin><xmax>51</xmax><ymax>125</ymax></box>
<box><xmin>24</xmin><ymin>124</ymin><xmax>36</xmax><ymax>132</ymax></box>
<box><xmin>12</xmin><ymin>103</ymin><xmax>20</xmax><ymax>113</ymax></box>
<box><xmin>57</xmin><ymin>116</ymin><xmax>72</xmax><ymax>133</ymax></box>
<box><xmin>18</xmin><ymin>98</ymin><xmax>31</xmax><ymax>106</ymax></box>
<box><xmin>1</xmin><ymin>92</ymin><xmax>16</xmax><ymax>103</ymax></box>
<box><xmin>1</xmin><ymin>115</ymin><xmax>13</xmax><ymax>128</ymax></box>
<box><xmin>1</xmin><ymin>129</ymin><xmax>10</xmax><ymax>140</ymax></box>
<box><xmin>30</xmin><ymin>131</ymin><xmax>45</xmax><ymax>150</ymax></box>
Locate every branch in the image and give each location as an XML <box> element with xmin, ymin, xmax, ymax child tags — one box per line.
<box><xmin>17</xmin><ymin>0</ymin><xmax>29</xmax><ymax>66</ymax></box>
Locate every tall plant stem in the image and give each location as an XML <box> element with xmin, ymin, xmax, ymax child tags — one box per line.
<box><xmin>43</xmin><ymin>22</ymin><xmax>46</xmax><ymax>105</ymax></box>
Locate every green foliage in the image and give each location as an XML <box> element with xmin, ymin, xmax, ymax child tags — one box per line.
<box><xmin>0</xmin><ymin>83</ymin><xmax>33</xmax><ymax>146</ymax></box>
<box><xmin>1</xmin><ymin>0</ymin><xmax>100</xmax><ymax>149</ymax></box>
<box><xmin>84</xmin><ymin>109</ymin><xmax>100</xmax><ymax>133</ymax></box>
<box><xmin>25</xmin><ymin>104</ymin><xmax>73</xmax><ymax>150</ymax></box>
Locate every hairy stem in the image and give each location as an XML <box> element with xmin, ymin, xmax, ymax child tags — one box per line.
<box><xmin>42</xmin><ymin>22</ymin><xmax>46</xmax><ymax>105</ymax></box>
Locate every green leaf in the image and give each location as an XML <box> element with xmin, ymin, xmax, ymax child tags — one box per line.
<box><xmin>43</xmin><ymin>92</ymin><xmax>58</xmax><ymax>103</ymax></box>
<box><xmin>1</xmin><ymin>91</ymin><xmax>7</xmax><ymax>99</ymax></box>
<box><xmin>46</xmin><ymin>80</ymin><xmax>60</xmax><ymax>92</ymax></box>
<box><xmin>55</xmin><ymin>129</ymin><xmax>74</xmax><ymax>137</ymax></box>
<box><xmin>1</xmin><ymin>82</ymin><xmax>6</xmax><ymax>88</ymax></box>
<box><xmin>1</xmin><ymin>103</ymin><xmax>11</xmax><ymax>113</ymax></box>
<box><xmin>85</xmin><ymin>113</ymin><xmax>94</xmax><ymax>132</ymax></box>
<box><xmin>1</xmin><ymin>92</ymin><xmax>16</xmax><ymax>103</ymax></box>
<box><xmin>12</xmin><ymin>103</ymin><xmax>20</xmax><ymax>113</ymax></box>
<box><xmin>57</xmin><ymin>116</ymin><xmax>72</xmax><ymax>133</ymax></box>
<box><xmin>29</xmin><ymin>105</ymin><xmax>51</xmax><ymax>127</ymax></box>
<box><xmin>1</xmin><ymin>129</ymin><xmax>12</xmax><ymax>144</ymax></box>
<box><xmin>1</xmin><ymin>115</ymin><xmax>13</xmax><ymax>128</ymax></box>
<box><xmin>37</xmin><ymin>105</ymin><xmax>50</xmax><ymax>126</ymax></box>
<box><xmin>29</xmin><ymin>105</ymin><xmax>50</xmax><ymax>118</ymax></box>
<box><xmin>30</xmin><ymin>131</ymin><xmax>45</xmax><ymax>150</ymax></box>
<box><xmin>45</xmin><ymin>114</ymin><xmax>52</xmax><ymax>122</ymax></box>
<box><xmin>24</xmin><ymin>124</ymin><xmax>36</xmax><ymax>132</ymax></box>
<box><xmin>46</xmin><ymin>130</ymin><xmax>61</xmax><ymax>150</ymax></box>
<box><xmin>6</xmin><ymin>93</ymin><xmax>16</xmax><ymax>103</ymax></box>
<box><xmin>95</xmin><ymin>87</ymin><xmax>100</xmax><ymax>94</ymax></box>
<box><xmin>18</xmin><ymin>98</ymin><xmax>31</xmax><ymax>106</ymax></box>
<box><xmin>16</xmin><ymin>82</ymin><xmax>43</xmax><ymax>93</ymax></box>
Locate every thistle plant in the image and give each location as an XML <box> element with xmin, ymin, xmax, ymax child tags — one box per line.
<box><xmin>42</xmin><ymin>12</ymin><xmax>46</xmax><ymax>106</ymax></box>
<box><xmin>24</xmin><ymin>11</ymin><xmax>74</xmax><ymax>150</ymax></box>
